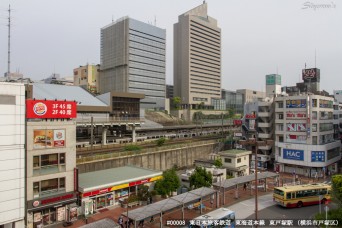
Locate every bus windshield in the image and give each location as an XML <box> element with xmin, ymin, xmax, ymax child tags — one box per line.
<box><xmin>274</xmin><ymin>188</ymin><xmax>284</xmax><ymax>197</ymax></box>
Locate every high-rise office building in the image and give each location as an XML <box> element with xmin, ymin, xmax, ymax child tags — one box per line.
<box><xmin>99</xmin><ymin>17</ymin><xmax>166</xmax><ymax>109</ymax></box>
<box><xmin>174</xmin><ymin>2</ymin><xmax>221</xmax><ymax>106</ymax></box>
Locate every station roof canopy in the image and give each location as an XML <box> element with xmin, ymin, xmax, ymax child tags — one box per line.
<box><xmin>79</xmin><ymin>166</ymin><xmax>162</xmax><ymax>193</ymax></box>
<box><xmin>212</xmin><ymin>171</ymin><xmax>279</xmax><ymax>190</ymax></box>
<box><xmin>27</xmin><ymin>83</ymin><xmax>110</xmax><ymax>112</ymax></box>
<box><xmin>125</xmin><ymin>187</ymin><xmax>216</xmax><ymax>221</ymax></box>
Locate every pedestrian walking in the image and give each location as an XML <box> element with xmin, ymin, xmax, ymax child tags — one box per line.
<box><xmin>138</xmin><ymin>219</ymin><xmax>144</xmax><ymax>227</ymax></box>
<box><xmin>150</xmin><ymin>216</ymin><xmax>154</xmax><ymax>223</ymax></box>
<box><xmin>118</xmin><ymin>216</ymin><xmax>124</xmax><ymax>228</ymax></box>
<box><xmin>243</xmin><ymin>183</ymin><xmax>247</xmax><ymax>191</ymax></box>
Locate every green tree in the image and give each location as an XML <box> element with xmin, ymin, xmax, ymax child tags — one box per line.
<box><xmin>189</xmin><ymin>167</ymin><xmax>213</xmax><ymax>189</ymax></box>
<box><xmin>172</xmin><ymin>96</ymin><xmax>181</xmax><ymax>110</ymax></box>
<box><xmin>137</xmin><ymin>185</ymin><xmax>151</xmax><ymax>201</ymax></box>
<box><xmin>331</xmin><ymin>174</ymin><xmax>342</xmax><ymax>207</ymax></box>
<box><xmin>156</xmin><ymin>137</ymin><xmax>166</xmax><ymax>147</ymax></box>
<box><xmin>213</xmin><ymin>158</ymin><xmax>223</xmax><ymax>168</ymax></box>
<box><xmin>154</xmin><ymin>168</ymin><xmax>180</xmax><ymax>197</ymax></box>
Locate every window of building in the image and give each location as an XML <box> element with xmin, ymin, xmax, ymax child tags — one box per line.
<box><xmin>312</xmin><ymin>99</ymin><xmax>317</xmax><ymax>107</ymax></box>
<box><xmin>279</xmin><ymin>114</ymin><xmax>283</xmax><ymax>120</ymax></box>
<box><xmin>33</xmin><ymin>177</ymin><xmax>66</xmax><ymax>198</ymax></box>
<box><xmin>279</xmin><ymin>136</ymin><xmax>284</xmax><ymax>142</ymax></box>
<box><xmin>312</xmin><ymin>111</ymin><xmax>317</xmax><ymax>120</ymax></box>
<box><xmin>278</xmin><ymin>148</ymin><xmax>281</xmax><ymax>156</ymax></box>
<box><xmin>33</xmin><ymin>153</ymin><xmax>66</xmax><ymax>176</ymax></box>
<box><xmin>278</xmin><ymin>102</ymin><xmax>283</xmax><ymax>108</ymax></box>
<box><xmin>237</xmin><ymin>158</ymin><xmax>241</xmax><ymax>163</ymax></box>
<box><xmin>224</xmin><ymin>158</ymin><xmax>232</xmax><ymax>163</ymax></box>
<box><xmin>312</xmin><ymin>124</ymin><xmax>317</xmax><ymax>132</ymax></box>
<box><xmin>312</xmin><ymin>136</ymin><xmax>317</xmax><ymax>145</ymax></box>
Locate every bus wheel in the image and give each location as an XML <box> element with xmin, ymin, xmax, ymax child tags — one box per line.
<box><xmin>321</xmin><ymin>199</ymin><xmax>326</xmax><ymax>205</ymax></box>
<box><xmin>297</xmin><ymin>201</ymin><xmax>303</xmax><ymax>208</ymax></box>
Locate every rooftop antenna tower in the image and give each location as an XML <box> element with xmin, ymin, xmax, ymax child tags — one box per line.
<box><xmin>7</xmin><ymin>4</ymin><xmax>12</xmax><ymax>77</ymax></box>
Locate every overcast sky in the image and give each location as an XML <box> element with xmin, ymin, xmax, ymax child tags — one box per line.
<box><xmin>0</xmin><ymin>0</ymin><xmax>341</xmax><ymax>93</ymax></box>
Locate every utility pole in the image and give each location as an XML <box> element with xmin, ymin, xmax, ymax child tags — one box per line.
<box><xmin>7</xmin><ymin>4</ymin><xmax>12</xmax><ymax>76</ymax></box>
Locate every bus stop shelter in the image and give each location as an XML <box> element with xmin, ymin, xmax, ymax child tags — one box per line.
<box><xmin>123</xmin><ymin>187</ymin><xmax>217</xmax><ymax>228</ymax></box>
<box><xmin>212</xmin><ymin>171</ymin><xmax>279</xmax><ymax>205</ymax></box>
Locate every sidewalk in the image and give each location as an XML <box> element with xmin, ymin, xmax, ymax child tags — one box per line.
<box><xmin>55</xmin><ymin>172</ymin><xmax>331</xmax><ymax>228</ymax></box>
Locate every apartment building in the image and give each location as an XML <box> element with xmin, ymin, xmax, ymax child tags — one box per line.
<box><xmin>73</xmin><ymin>64</ymin><xmax>100</xmax><ymax>94</ymax></box>
<box><xmin>99</xmin><ymin>17</ymin><xmax>166</xmax><ymax>109</ymax></box>
<box><xmin>274</xmin><ymin>94</ymin><xmax>341</xmax><ymax>177</ymax></box>
<box><xmin>174</xmin><ymin>2</ymin><xmax>221</xmax><ymax>106</ymax></box>
<box><xmin>0</xmin><ymin>83</ymin><xmax>25</xmax><ymax>228</ymax></box>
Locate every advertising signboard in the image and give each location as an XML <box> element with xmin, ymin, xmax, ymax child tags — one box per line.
<box><xmin>302</xmin><ymin>68</ymin><xmax>320</xmax><ymax>82</ymax></box>
<box><xmin>311</xmin><ymin>151</ymin><xmax>325</xmax><ymax>162</ymax></box>
<box><xmin>287</xmin><ymin>123</ymin><xmax>306</xmax><ymax>132</ymax></box>
<box><xmin>233</xmin><ymin>119</ymin><xmax>242</xmax><ymax>125</ymax></box>
<box><xmin>283</xmin><ymin>149</ymin><xmax>304</xmax><ymax>161</ymax></box>
<box><xmin>33</xmin><ymin>129</ymin><xmax>65</xmax><ymax>149</ymax></box>
<box><xmin>286</xmin><ymin>111</ymin><xmax>306</xmax><ymax>119</ymax></box>
<box><xmin>26</xmin><ymin>100</ymin><xmax>77</xmax><ymax>119</ymax></box>
<box><xmin>286</xmin><ymin>99</ymin><xmax>307</xmax><ymax>108</ymax></box>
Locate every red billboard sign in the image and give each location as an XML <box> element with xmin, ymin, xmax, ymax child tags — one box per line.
<box><xmin>233</xmin><ymin>119</ymin><xmax>242</xmax><ymax>125</ymax></box>
<box><xmin>26</xmin><ymin>100</ymin><xmax>77</xmax><ymax>119</ymax></box>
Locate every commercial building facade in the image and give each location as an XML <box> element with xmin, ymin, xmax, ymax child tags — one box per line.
<box><xmin>78</xmin><ymin>166</ymin><xmax>162</xmax><ymax>216</ymax></box>
<box><xmin>221</xmin><ymin>89</ymin><xmax>244</xmax><ymax>114</ymax></box>
<box><xmin>174</xmin><ymin>2</ymin><xmax>221</xmax><ymax>106</ymax></box>
<box><xmin>99</xmin><ymin>17</ymin><xmax>166</xmax><ymax>109</ymax></box>
<box><xmin>25</xmin><ymin>99</ymin><xmax>78</xmax><ymax>228</ymax></box>
<box><xmin>0</xmin><ymin>83</ymin><xmax>25</xmax><ymax>228</ymax></box>
<box><xmin>274</xmin><ymin>94</ymin><xmax>341</xmax><ymax>176</ymax></box>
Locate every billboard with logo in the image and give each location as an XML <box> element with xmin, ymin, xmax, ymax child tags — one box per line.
<box><xmin>26</xmin><ymin>100</ymin><xmax>77</xmax><ymax>119</ymax></box>
<box><xmin>33</xmin><ymin>129</ymin><xmax>65</xmax><ymax>149</ymax></box>
<box><xmin>283</xmin><ymin>149</ymin><xmax>304</xmax><ymax>161</ymax></box>
<box><xmin>286</xmin><ymin>135</ymin><xmax>307</xmax><ymax>144</ymax></box>
<box><xmin>302</xmin><ymin>68</ymin><xmax>320</xmax><ymax>83</ymax></box>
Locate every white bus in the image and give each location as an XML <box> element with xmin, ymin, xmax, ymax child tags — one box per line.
<box><xmin>190</xmin><ymin>207</ymin><xmax>235</xmax><ymax>228</ymax></box>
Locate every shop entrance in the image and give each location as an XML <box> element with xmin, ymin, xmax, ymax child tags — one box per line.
<box><xmin>92</xmin><ymin>193</ymin><xmax>114</xmax><ymax>210</ymax></box>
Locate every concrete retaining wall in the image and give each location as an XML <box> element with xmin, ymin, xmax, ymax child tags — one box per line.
<box><xmin>77</xmin><ymin>142</ymin><xmax>217</xmax><ymax>173</ymax></box>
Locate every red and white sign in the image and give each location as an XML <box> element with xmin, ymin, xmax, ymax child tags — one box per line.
<box><xmin>233</xmin><ymin>119</ymin><xmax>242</xmax><ymax>125</ymax></box>
<box><xmin>32</xmin><ymin>201</ymin><xmax>40</xmax><ymax>207</ymax></box>
<box><xmin>287</xmin><ymin>123</ymin><xmax>306</xmax><ymax>132</ymax></box>
<box><xmin>129</xmin><ymin>178</ymin><xmax>151</xmax><ymax>187</ymax></box>
<box><xmin>26</xmin><ymin>100</ymin><xmax>77</xmax><ymax>119</ymax></box>
<box><xmin>245</xmin><ymin>114</ymin><xmax>256</xmax><ymax>119</ymax></box>
<box><xmin>53</xmin><ymin>130</ymin><xmax>65</xmax><ymax>147</ymax></box>
<box><xmin>286</xmin><ymin>111</ymin><xmax>306</xmax><ymax>119</ymax></box>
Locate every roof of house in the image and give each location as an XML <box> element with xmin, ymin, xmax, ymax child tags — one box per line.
<box><xmin>218</xmin><ymin>149</ymin><xmax>252</xmax><ymax>157</ymax></box>
<box><xmin>79</xmin><ymin>166</ymin><xmax>162</xmax><ymax>192</ymax></box>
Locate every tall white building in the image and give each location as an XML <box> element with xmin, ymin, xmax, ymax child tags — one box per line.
<box><xmin>174</xmin><ymin>2</ymin><xmax>221</xmax><ymax>106</ymax></box>
<box><xmin>0</xmin><ymin>83</ymin><xmax>25</xmax><ymax>228</ymax></box>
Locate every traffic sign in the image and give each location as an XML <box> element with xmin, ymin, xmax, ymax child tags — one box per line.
<box><xmin>324</xmin><ymin>206</ymin><xmax>329</xmax><ymax>212</ymax></box>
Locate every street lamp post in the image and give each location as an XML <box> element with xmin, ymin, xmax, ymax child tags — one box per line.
<box><xmin>239</xmin><ymin>139</ymin><xmax>273</xmax><ymax>226</ymax></box>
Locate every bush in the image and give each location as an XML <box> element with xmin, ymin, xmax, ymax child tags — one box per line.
<box><xmin>314</xmin><ymin>208</ymin><xmax>342</xmax><ymax>227</ymax></box>
<box><xmin>127</xmin><ymin>194</ymin><xmax>139</xmax><ymax>203</ymax></box>
<box><xmin>124</xmin><ymin>144</ymin><xmax>141</xmax><ymax>151</ymax></box>
<box><xmin>156</xmin><ymin>137</ymin><xmax>166</xmax><ymax>147</ymax></box>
